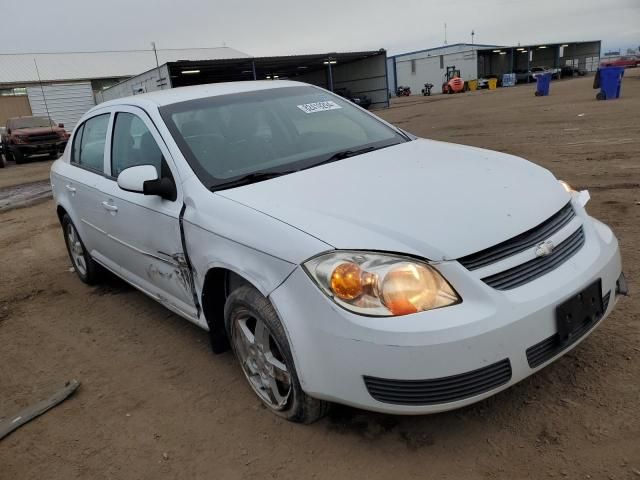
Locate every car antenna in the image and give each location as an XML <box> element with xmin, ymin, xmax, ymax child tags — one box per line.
<box><xmin>33</xmin><ymin>58</ymin><xmax>54</xmax><ymax>134</ymax></box>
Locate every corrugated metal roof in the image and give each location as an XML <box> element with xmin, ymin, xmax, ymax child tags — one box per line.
<box><xmin>389</xmin><ymin>43</ymin><xmax>502</xmax><ymax>59</ymax></box>
<box><xmin>0</xmin><ymin>47</ymin><xmax>250</xmax><ymax>84</ymax></box>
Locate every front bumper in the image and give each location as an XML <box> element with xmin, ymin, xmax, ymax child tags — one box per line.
<box><xmin>10</xmin><ymin>141</ymin><xmax>67</xmax><ymax>155</ymax></box>
<box><xmin>269</xmin><ymin>209</ymin><xmax>623</xmax><ymax>414</ymax></box>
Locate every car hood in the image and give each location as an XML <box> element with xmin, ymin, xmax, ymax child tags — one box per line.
<box><xmin>13</xmin><ymin>127</ymin><xmax>63</xmax><ymax>135</ymax></box>
<box><xmin>217</xmin><ymin>139</ymin><xmax>569</xmax><ymax>261</ymax></box>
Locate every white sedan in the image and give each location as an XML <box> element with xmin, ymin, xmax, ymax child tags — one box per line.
<box><xmin>51</xmin><ymin>81</ymin><xmax>626</xmax><ymax>423</ymax></box>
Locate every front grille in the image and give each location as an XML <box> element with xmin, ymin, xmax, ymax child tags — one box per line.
<box><xmin>363</xmin><ymin>358</ymin><xmax>512</xmax><ymax>406</ymax></box>
<box><xmin>526</xmin><ymin>290</ymin><xmax>611</xmax><ymax>368</ymax></box>
<box><xmin>459</xmin><ymin>202</ymin><xmax>575</xmax><ymax>271</ymax></box>
<box><xmin>481</xmin><ymin>227</ymin><xmax>585</xmax><ymax>290</ymax></box>
<box><xmin>27</xmin><ymin>133</ymin><xmax>59</xmax><ymax>143</ymax></box>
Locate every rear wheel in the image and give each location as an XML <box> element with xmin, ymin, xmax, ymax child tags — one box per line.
<box><xmin>596</xmin><ymin>92</ymin><xmax>605</xmax><ymax>101</ymax></box>
<box><xmin>225</xmin><ymin>285</ymin><xmax>329</xmax><ymax>423</ymax></box>
<box><xmin>48</xmin><ymin>151</ymin><xmax>59</xmax><ymax>159</ymax></box>
<box><xmin>62</xmin><ymin>214</ymin><xmax>102</xmax><ymax>285</ymax></box>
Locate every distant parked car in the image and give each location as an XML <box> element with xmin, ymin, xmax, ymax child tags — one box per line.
<box><xmin>560</xmin><ymin>65</ymin><xmax>587</xmax><ymax>78</ymax></box>
<box><xmin>531</xmin><ymin>66</ymin><xmax>561</xmax><ymax>80</ymax></box>
<box><xmin>2</xmin><ymin>116</ymin><xmax>69</xmax><ymax>164</ymax></box>
<box><xmin>600</xmin><ymin>56</ymin><xmax>639</xmax><ymax>68</ymax></box>
<box><xmin>476</xmin><ymin>74</ymin><xmax>502</xmax><ymax>89</ymax></box>
<box><xmin>334</xmin><ymin>88</ymin><xmax>372</xmax><ymax>110</ymax></box>
<box><xmin>0</xmin><ymin>127</ymin><xmax>5</xmax><ymax>168</ymax></box>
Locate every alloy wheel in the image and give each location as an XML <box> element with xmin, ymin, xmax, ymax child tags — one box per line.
<box><xmin>232</xmin><ymin>311</ymin><xmax>292</xmax><ymax>410</ymax></box>
<box><xmin>66</xmin><ymin>223</ymin><xmax>87</xmax><ymax>276</ymax></box>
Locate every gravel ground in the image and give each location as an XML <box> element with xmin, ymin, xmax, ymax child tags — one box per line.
<box><xmin>0</xmin><ymin>71</ymin><xmax>638</xmax><ymax>479</ymax></box>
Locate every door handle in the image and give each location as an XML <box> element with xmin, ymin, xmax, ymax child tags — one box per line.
<box><xmin>101</xmin><ymin>201</ymin><xmax>118</xmax><ymax>212</ymax></box>
<box><xmin>65</xmin><ymin>184</ymin><xmax>76</xmax><ymax>193</ymax></box>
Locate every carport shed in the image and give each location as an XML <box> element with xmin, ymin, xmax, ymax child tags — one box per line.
<box><xmin>99</xmin><ymin>51</ymin><xmax>390</xmax><ymax>108</ymax></box>
<box><xmin>477</xmin><ymin>41</ymin><xmax>602</xmax><ymax>79</ymax></box>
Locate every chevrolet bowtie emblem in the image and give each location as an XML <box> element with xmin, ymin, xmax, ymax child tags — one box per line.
<box><xmin>535</xmin><ymin>241</ymin><xmax>555</xmax><ymax>257</ymax></box>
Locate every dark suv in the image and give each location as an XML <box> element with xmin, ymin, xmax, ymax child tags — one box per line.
<box><xmin>2</xmin><ymin>116</ymin><xmax>69</xmax><ymax>164</ymax></box>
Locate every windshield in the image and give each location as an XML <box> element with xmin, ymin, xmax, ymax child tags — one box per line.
<box><xmin>10</xmin><ymin>116</ymin><xmax>56</xmax><ymax>129</ymax></box>
<box><xmin>160</xmin><ymin>85</ymin><xmax>406</xmax><ymax>190</ymax></box>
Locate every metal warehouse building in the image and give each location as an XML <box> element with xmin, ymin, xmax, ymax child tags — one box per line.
<box><xmin>98</xmin><ymin>50</ymin><xmax>390</xmax><ymax>109</ymax></box>
<box><xmin>0</xmin><ymin>47</ymin><xmax>249</xmax><ymax>128</ymax></box>
<box><xmin>388</xmin><ymin>40</ymin><xmax>601</xmax><ymax>95</ymax></box>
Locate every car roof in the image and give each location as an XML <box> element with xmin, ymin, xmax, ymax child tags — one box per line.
<box><xmin>97</xmin><ymin>80</ymin><xmax>310</xmax><ymax>110</ymax></box>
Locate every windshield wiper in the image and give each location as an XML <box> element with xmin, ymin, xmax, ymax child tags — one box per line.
<box><xmin>313</xmin><ymin>143</ymin><xmax>402</xmax><ymax>168</ymax></box>
<box><xmin>211</xmin><ymin>170</ymin><xmax>295</xmax><ymax>191</ymax></box>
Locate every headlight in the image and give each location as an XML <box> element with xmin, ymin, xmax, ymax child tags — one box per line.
<box><xmin>559</xmin><ymin>180</ymin><xmax>576</xmax><ymax>193</ymax></box>
<box><xmin>303</xmin><ymin>251</ymin><xmax>461</xmax><ymax>316</ymax></box>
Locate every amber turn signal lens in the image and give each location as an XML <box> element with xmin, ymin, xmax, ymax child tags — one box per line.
<box><xmin>381</xmin><ymin>263</ymin><xmax>438</xmax><ymax>316</ymax></box>
<box><xmin>330</xmin><ymin>262</ymin><xmax>363</xmax><ymax>300</ymax></box>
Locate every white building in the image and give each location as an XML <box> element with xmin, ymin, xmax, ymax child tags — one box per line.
<box><xmin>0</xmin><ymin>47</ymin><xmax>249</xmax><ymax>127</ymax></box>
<box><xmin>387</xmin><ymin>43</ymin><xmax>500</xmax><ymax>95</ymax></box>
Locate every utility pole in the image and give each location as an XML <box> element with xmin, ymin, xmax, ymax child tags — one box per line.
<box><xmin>33</xmin><ymin>58</ymin><xmax>53</xmax><ymax>133</ymax></box>
<box><xmin>471</xmin><ymin>30</ymin><xmax>475</xmax><ymax>45</ymax></box>
<box><xmin>444</xmin><ymin>23</ymin><xmax>447</xmax><ymax>45</ymax></box>
<box><xmin>151</xmin><ymin>41</ymin><xmax>164</xmax><ymax>90</ymax></box>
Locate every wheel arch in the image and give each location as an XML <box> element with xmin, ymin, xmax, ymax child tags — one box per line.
<box><xmin>56</xmin><ymin>204</ymin><xmax>68</xmax><ymax>225</ymax></box>
<box><xmin>201</xmin><ymin>266</ymin><xmax>268</xmax><ymax>354</ymax></box>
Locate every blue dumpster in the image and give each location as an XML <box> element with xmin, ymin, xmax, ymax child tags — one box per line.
<box><xmin>534</xmin><ymin>73</ymin><xmax>551</xmax><ymax>96</ymax></box>
<box><xmin>596</xmin><ymin>66</ymin><xmax>624</xmax><ymax>100</ymax></box>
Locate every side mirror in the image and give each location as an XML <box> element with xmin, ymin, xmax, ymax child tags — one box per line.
<box><xmin>117</xmin><ymin>165</ymin><xmax>177</xmax><ymax>201</ymax></box>
<box><xmin>117</xmin><ymin>165</ymin><xmax>158</xmax><ymax>193</ymax></box>
<box><xmin>58</xmin><ymin>123</ymin><xmax>65</xmax><ymax>129</ymax></box>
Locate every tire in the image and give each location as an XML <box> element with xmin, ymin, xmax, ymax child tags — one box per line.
<box><xmin>4</xmin><ymin>150</ymin><xmax>13</xmax><ymax>163</ymax></box>
<box><xmin>48</xmin><ymin>151</ymin><xmax>59</xmax><ymax>160</ymax></box>
<box><xmin>225</xmin><ymin>285</ymin><xmax>329</xmax><ymax>423</ymax></box>
<box><xmin>0</xmin><ymin>153</ymin><xmax>5</xmax><ymax>168</ymax></box>
<box><xmin>596</xmin><ymin>92</ymin><xmax>605</xmax><ymax>101</ymax></box>
<box><xmin>61</xmin><ymin>214</ymin><xmax>102</xmax><ymax>285</ymax></box>
<box><xmin>13</xmin><ymin>150</ymin><xmax>26</xmax><ymax>164</ymax></box>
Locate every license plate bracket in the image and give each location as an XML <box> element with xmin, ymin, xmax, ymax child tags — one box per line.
<box><xmin>555</xmin><ymin>280</ymin><xmax>603</xmax><ymax>341</ymax></box>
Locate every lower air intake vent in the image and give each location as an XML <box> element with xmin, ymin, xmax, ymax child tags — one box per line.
<box><xmin>363</xmin><ymin>359</ymin><xmax>512</xmax><ymax>406</ymax></box>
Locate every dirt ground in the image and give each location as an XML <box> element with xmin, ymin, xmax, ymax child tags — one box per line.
<box><xmin>1</xmin><ymin>72</ymin><xmax>638</xmax><ymax>480</ymax></box>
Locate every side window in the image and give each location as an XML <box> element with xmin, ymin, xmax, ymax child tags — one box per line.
<box><xmin>75</xmin><ymin>114</ymin><xmax>109</xmax><ymax>172</ymax></box>
<box><xmin>111</xmin><ymin>112</ymin><xmax>163</xmax><ymax>178</ymax></box>
<box><xmin>71</xmin><ymin>123</ymin><xmax>85</xmax><ymax>164</ymax></box>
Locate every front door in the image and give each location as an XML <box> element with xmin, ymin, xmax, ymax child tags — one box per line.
<box><xmin>98</xmin><ymin>107</ymin><xmax>197</xmax><ymax>320</ymax></box>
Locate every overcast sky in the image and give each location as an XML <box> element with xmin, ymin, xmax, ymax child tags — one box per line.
<box><xmin>1</xmin><ymin>0</ymin><xmax>638</xmax><ymax>56</ymax></box>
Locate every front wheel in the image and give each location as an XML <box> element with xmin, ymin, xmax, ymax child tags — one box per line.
<box><xmin>13</xmin><ymin>150</ymin><xmax>26</xmax><ymax>164</ymax></box>
<box><xmin>225</xmin><ymin>285</ymin><xmax>329</xmax><ymax>423</ymax></box>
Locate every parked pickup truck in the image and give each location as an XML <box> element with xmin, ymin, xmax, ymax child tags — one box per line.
<box><xmin>1</xmin><ymin>116</ymin><xmax>69</xmax><ymax>164</ymax></box>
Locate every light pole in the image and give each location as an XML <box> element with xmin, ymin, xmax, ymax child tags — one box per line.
<box><xmin>324</xmin><ymin>58</ymin><xmax>337</xmax><ymax>91</ymax></box>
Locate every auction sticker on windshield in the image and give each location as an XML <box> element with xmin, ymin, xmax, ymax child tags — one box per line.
<box><xmin>297</xmin><ymin>101</ymin><xmax>342</xmax><ymax>114</ymax></box>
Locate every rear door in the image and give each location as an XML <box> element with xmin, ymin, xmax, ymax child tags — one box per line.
<box><xmin>64</xmin><ymin>112</ymin><xmax>114</xmax><ymax>266</ymax></box>
<box><xmin>97</xmin><ymin>106</ymin><xmax>198</xmax><ymax>320</ymax></box>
